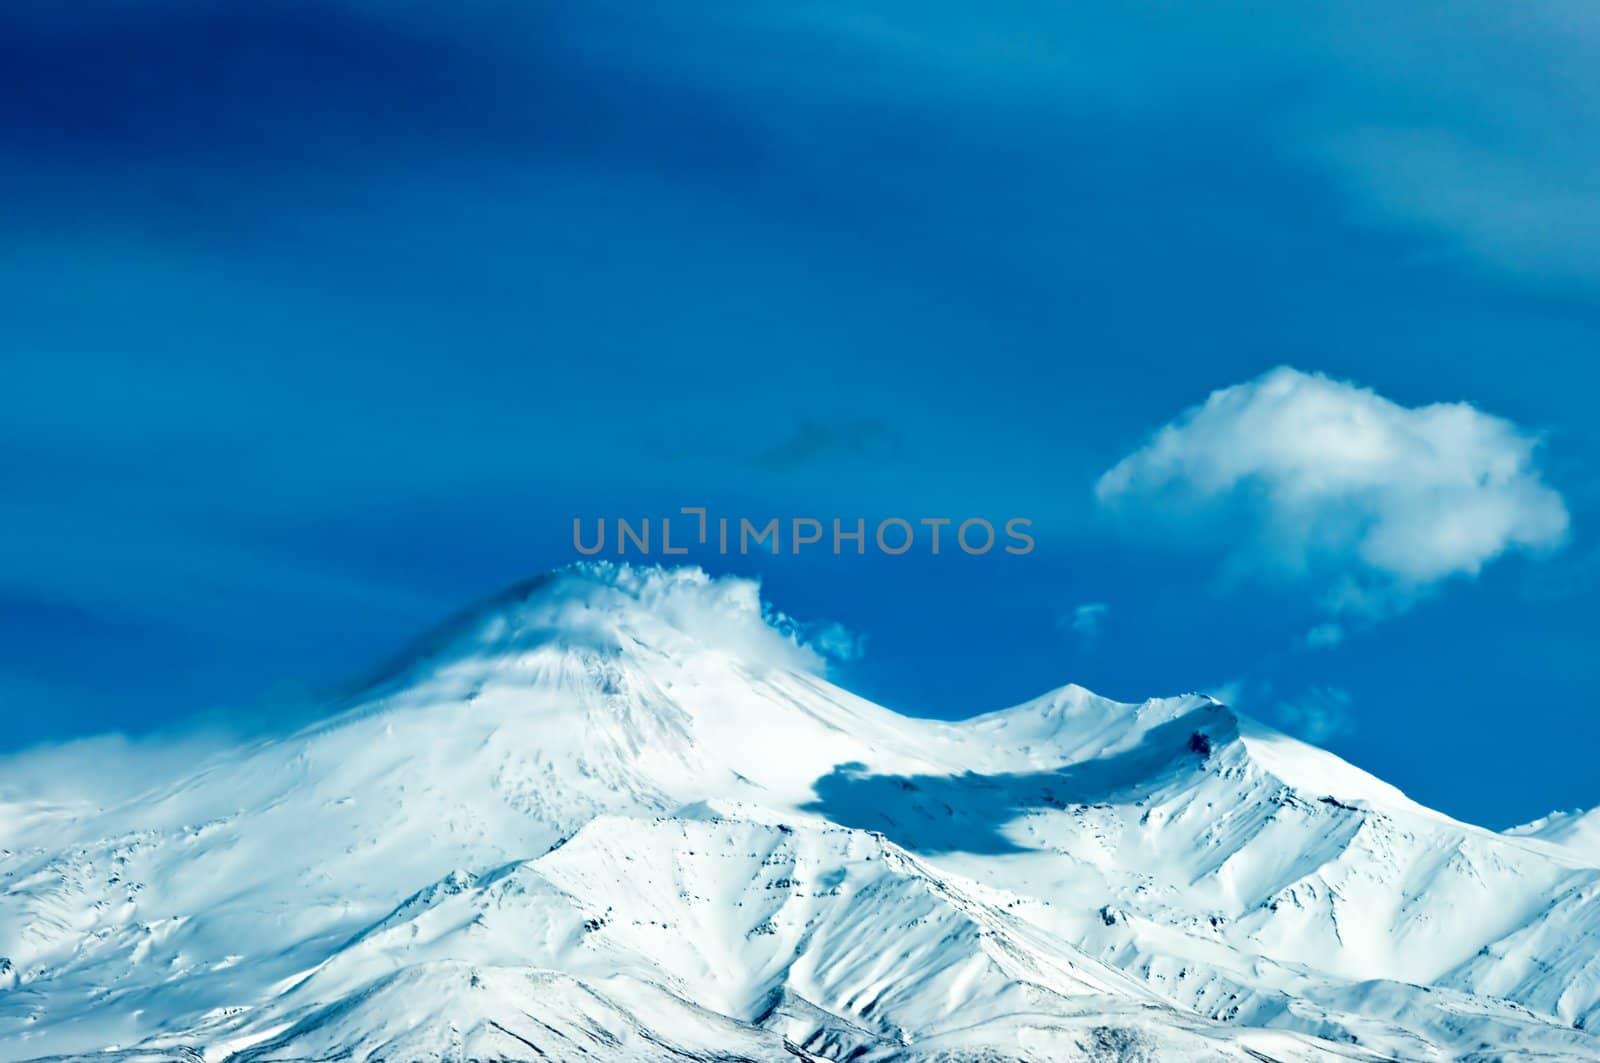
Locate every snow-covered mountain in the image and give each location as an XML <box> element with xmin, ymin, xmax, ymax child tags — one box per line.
<box><xmin>2</xmin><ymin>564</ymin><xmax>1596</xmax><ymax>1061</ymax></box>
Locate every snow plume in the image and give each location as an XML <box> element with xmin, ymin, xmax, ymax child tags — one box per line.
<box><xmin>1097</xmin><ymin>367</ymin><xmax>1569</xmax><ymax>617</ymax></box>
<box><xmin>0</xmin><ymin>567</ymin><xmax>856</xmax><ymax>811</ymax></box>
<box><xmin>600</xmin><ymin>563</ymin><xmax>862</xmax><ymax>672</ymax></box>
<box><xmin>0</xmin><ymin>729</ymin><xmax>239</xmax><ymax>810</ymax></box>
<box><xmin>1203</xmin><ymin>678</ymin><xmax>1354</xmax><ymax>743</ymax></box>
<box><xmin>471</xmin><ymin>563</ymin><xmax>861</xmax><ymax>676</ymax></box>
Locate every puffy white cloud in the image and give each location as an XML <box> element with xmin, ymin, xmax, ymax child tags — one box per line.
<box><xmin>1096</xmin><ymin>367</ymin><xmax>1568</xmax><ymax>610</ymax></box>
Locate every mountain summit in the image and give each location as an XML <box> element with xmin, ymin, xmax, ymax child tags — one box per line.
<box><xmin>2</xmin><ymin>565</ymin><xmax>1596</xmax><ymax>1061</ymax></box>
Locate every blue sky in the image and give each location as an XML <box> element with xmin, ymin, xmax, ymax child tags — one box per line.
<box><xmin>3</xmin><ymin>1</ymin><xmax>1596</xmax><ymax>827</ymax></box>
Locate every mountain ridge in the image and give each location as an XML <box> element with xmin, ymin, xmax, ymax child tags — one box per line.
<box><xmin>1</xmin><ymin>564</ymin><xmax>1595</xmax><ymax>1061</ymax></box>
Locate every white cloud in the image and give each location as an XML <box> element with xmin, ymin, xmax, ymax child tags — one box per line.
<box><xmin>1096</xmin><ymin>367</ymin><xmax>1569</xmax><ymax>613</ymax></box>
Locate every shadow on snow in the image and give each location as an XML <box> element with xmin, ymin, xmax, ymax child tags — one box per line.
<box><xmin>801</xmin><ymin>706</ymin><xmax>1227</xmax><ymax>854</ymax></box>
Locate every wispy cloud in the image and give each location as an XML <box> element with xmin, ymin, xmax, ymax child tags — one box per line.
<box><xmin>1205</xmin><ymin>678</ymin><xmax>1355</xmax><ymax>744</ymax></box>
<box><xmin>754</xmin><ymin>418</ymin><xmax>902</xmax><ymax>472</ymax></box>
<box><xmin>1303</xmin><ymin>623</ymin><xmax>1346</xmax><ymax>650</ymax></box>
<box><xmin>1061</xmin><ymin>602</ymin><xmax>1109</xmax><ymax>641</ymax></box>
<box><xmin>1270</xmin><ymin>686</ymin><xmax>1356</xmax><ymax>743</ymax></box>
<box><xmin>801</xmin><ymin>619</ymin><xmax>868</xmax><ymax>664</ymax></box>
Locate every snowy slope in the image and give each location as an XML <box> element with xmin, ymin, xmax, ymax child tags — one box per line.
<box><xmin>1</xmin><ymin>564</ymin><xmax>1596</xmax><ymax>1061</ymax></box>
<box><xmin>1508</xmin><ymin>808</ymin><xmax>1600</xmax><ymax>865</ymax></box>
<box><xmin>208</xmin><ymin>815</ymin><xmax>1293</xmax><ymax>1063</ymax></box>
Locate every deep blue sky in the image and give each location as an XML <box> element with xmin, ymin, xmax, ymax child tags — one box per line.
<box><xmin>3</xmin><ymin>1</ymin><xmax>1596</xmax><ymax>828</ymax></box>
